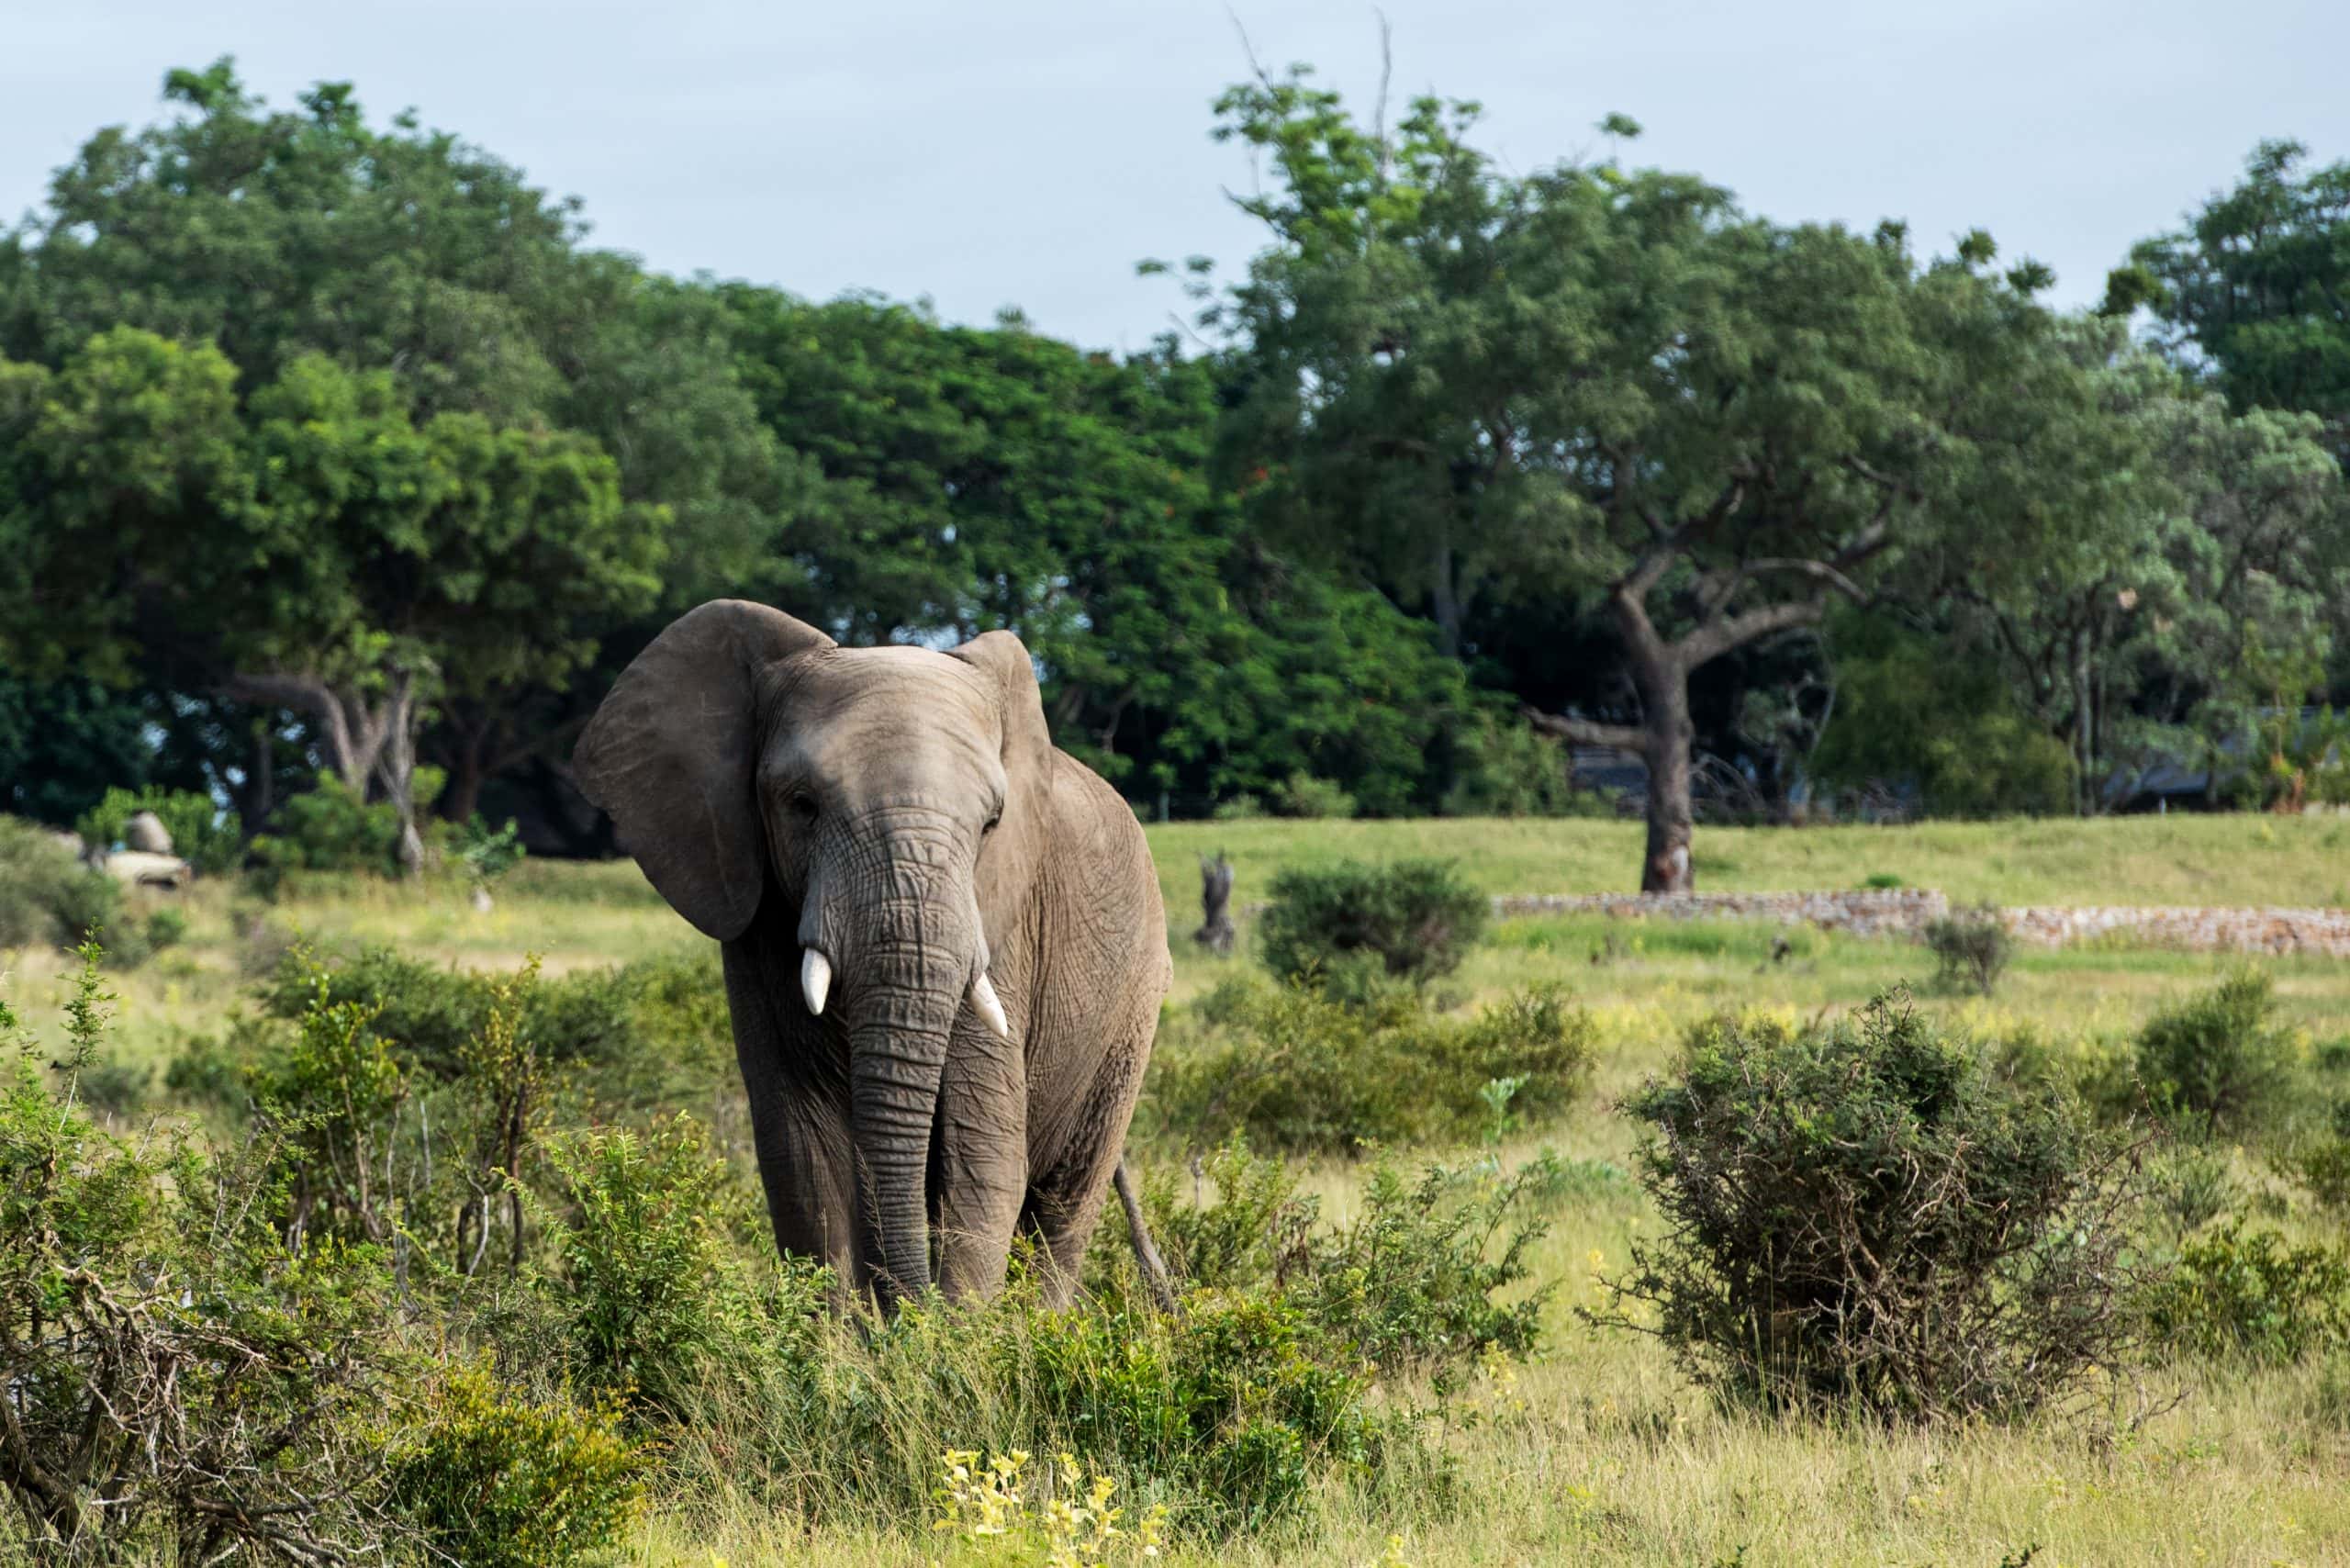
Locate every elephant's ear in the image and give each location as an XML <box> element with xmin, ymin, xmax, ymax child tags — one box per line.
<box><xmin>949</xmin><ymin>631</ymin><xmax>1056</xmax><ymax>908</ymax></box>
<box><xmin>575</xmin><ymin>599</ymin><xmax>834</xmax><ymax>941</ymax></box>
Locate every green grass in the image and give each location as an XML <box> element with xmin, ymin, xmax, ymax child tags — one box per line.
<box><xmin>1147</xmin><ymin>811</ymin><xmax>2350</xmax><ymax>913</ymax></box>
<box><xmin>8</xmin><ymin>812</ymin><xmax>2350</xmax><ymax>1566</ymax></box>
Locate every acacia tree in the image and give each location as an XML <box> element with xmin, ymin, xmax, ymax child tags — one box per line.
<box><xmin>0</xmin><ymin>62</ymin><xmax>789</xmax><ymax>824</ymax></box>
<box><xmin>1197</xmin><ymin>71</ymin><xmax>2073</xmax><ymax>888</ymax></box>
<box><xmin>0</xmin><ymin>332</ymin><xmax>659</xmax><ymax>871</ymax></box>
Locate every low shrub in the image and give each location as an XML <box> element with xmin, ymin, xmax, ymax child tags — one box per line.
<box><xmin>1922</xmin><ymin>903</ymin><xmax>2013</xmax><ymax>995</ymax></box>
<box><xmin>1258</xmin><ymin>857</ymin><xmax>1489</xmax><ymax>991</ymax></box>
<box><xmin>1210</xmin><ymin>792</ymin><xmax>1267</xmax><ymax>821</ymax></box>
<box><xmin>247</xmin><ymin>767</ymin><xmax>444</xmax><ymax>885</ymax></box>
<box><xmin>73</xmin><ymin>785</ymin><xmax>243</xmax><ymax>875</ymax></box>
<box><xmin>2135</xmin><ymin>969</ymin><xmax>2299</xmax><ymax>1137</ymax></box>
<box><xmin>0</xmin><ymin>951</ymin><xmax>407</xmax><ymax>1562</ymax></box>
<box><xmin>536</xmin><ymin>1114</ymin><xmax>806</xmax><ymax>1420</ymax></box>
<box><xmin>1148</xmin><ymin>978</ymin><xmax>1595</xmax><ymax>1154</ymax></box>
<box><xmin>1093</xmin><ymin>1138</ymin><xmax>1552</xmax><ymax>1384</ymax></box>
<box><xmin>1442</xmin><ymin>711</ymin><xmax>1610</xmax><ymax>818</ymax></box>
<box><xmin>251</xmin><ymin>940</ymin><xmax>709</xmax><ymax>1085</ymax></box>
<box><xmin>2140</xmin><ymin>1222</ymin><xmax>2350</xmax><ymax>1365</ymax></box>
<box><xmin>454</xmin><ymin>813</ymin><xmax>528</xmax><ymax>888</ymax></box>
<box><xmin>0</xmin><ymin>816</ymin><xmax>98</xmax><ymax>944</ymax></box>
<box><xmin>386</xmin><ymin>1362</ymin><xmax>646</xmax><ymax>1568</ymax></box>
<box><xmin>1601</xmin><ymin>993</ymin><xmax>2157</xmax><ymax>1420</ymax></box>
<box><xmin>1272</xmin><ymin>771</ymin><xmax>1357</xmax><ymax>820</ymax></box>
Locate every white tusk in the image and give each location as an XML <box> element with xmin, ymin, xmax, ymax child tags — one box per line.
<box><xmin>969</xmin><ymin>971</ymin><xmax>1010</xmax><ymax>1040</ymax></box>
<box><xmin>800</xmin><ymin>948</ymin><xmax>832</xmax><ymax>1017</ymax></box>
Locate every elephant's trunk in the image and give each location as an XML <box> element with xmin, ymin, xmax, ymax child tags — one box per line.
<box><xmin>820</xmin><ymin>802</ymin><xmax>987</xmax><ymax>1307</ymax></box>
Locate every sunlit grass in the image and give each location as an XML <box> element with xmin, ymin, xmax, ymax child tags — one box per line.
<box><xmin>7</xmin><ymin>815</ymin><xmax>2348</xmax><ymax>1564</ymax></box>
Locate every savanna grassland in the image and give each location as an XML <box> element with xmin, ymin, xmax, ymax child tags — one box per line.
<box><xmin>7</xmin><ymin>813</ymin><xmax>2348</xmax><ymax>1567</ymax></box>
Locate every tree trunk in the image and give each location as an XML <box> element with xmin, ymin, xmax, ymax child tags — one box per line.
<box><xmin>1639</xmin><ymin>689</ymin><xmax>1696</xmax><ymax>894</ymax></box>
<box><xmin>372</xmin><ymin>676</ymin><xmax>425</xmax><ymax>876</ymax></box>
<box><xmin>221</xmin><ymin>665</ymin><xmax>428</xmax><ymax>875</ymax></box>
<box><xmin>441</xmin><ymin>719</ymin><xmax>488</xmax><ymax>826</ymax></box>
<box><xmin>1430</xmin><ymin>537</ymin><xmax>1463</xmax><ymax>658</ymax></box>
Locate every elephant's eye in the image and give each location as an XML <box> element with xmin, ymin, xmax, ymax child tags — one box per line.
<box><xmin>783</xmin><ymin>788</ymin><xmax>819</xmax><ymax>822</ymax></box>
<box><xmin>981</xmin><ymin>811</ymin><xmax>1002</xmax><ymax>836</ymax></box>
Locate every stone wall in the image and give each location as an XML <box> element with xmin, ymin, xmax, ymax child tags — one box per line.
<box><xmin>1998</xmin><ymin>904</ymin><xmax>2350</xmax><ymax>958</ymax></box>
<box><xmin>1494</xmin><ymin>889</ymin><xmax>1949</xmax><ymax>940</ymax></box>
<box><xmin>1489</xmin><ymin>889</ymin><xmax>2350</xmax><ymax>958</ymax></box>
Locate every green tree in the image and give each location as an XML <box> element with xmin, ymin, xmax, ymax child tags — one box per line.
<box><xmin>1920</xmin><ymin>329</ymin><xmax>2343</xmax><ymax>811</ymax></box>
<box><xmin>719</xmin><ymin>287</ymin><xmax>1482</xmax><ymax>814</ymax></box>
<box><xmin>1192</xmin><ymin>73</ymin><xmax>2065</xmax><ymax>882</ymax></box>
<box><xmin>2108</xmin><ymin>140</ymin><xmax>2350</xmax><ymax>457</ymax></box>
<box><xmin>0</xmin><ymin>335</ymin><xmax>660</xmax><ymax>872</ymax></box>
<box><xmin>0</xmin><ymin>63</ymin><xmax>790</xmax><ymax>825</ymax></box>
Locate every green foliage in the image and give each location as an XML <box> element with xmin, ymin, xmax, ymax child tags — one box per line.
<box><xmin>386</xmin><ymin>1362</ymin><xmax>646</xmax><ymax>1568</ymax></box>
<box><xmin>455</xmin><ymin>814</ymin><xmax>528</xmax><ymax>886</ymax></box>
<box><xmin>2116</xmin><ymin>139</ymin><xmax>2350</xmax><ymax>447</ymax></box>
<box><xmin>0</xmin><ymin>816</ymin><xmax>97</xmax><ymax>949</ymax></box>
<box><xmin>0</xmin><ymin>816</ymin><xmax>179</xmax><ymax>968</ymax></box>
<box><xmin>0</xmin><ymin>678</ymin><xmax>157</xmax><ymax>826</ymax></box>
<box><xmin>2134</xmin><ymin>969</ymin><xmax>2300</xmax><ymax>1137</ymax></box>
<box><xmin>1148</xmin><ymin>979</ymin><xmax>1595</xmax><ymax>1154</ymax></box>
<box><xmin>538</xmin><ymin>1114</ymin><xmax>796</xmax><ymax>1420</ymax></box>
<box><xmin>0</xmin><ymin>948</ymin><xmax>407</xmax><ymax>1561</ymax></box>
<box><xmin>1270</xmin><ymin>771</ymin><xmax>1357</xmax><ymax>820</ymax></box>
<box><xmin>1097</xmin><ymin>1137</ymin><xmax>1551</xmax><ymax>1383</ymax></box>
<box><xmin>1257</xmin><ymin>857</ymin><xmax>1489</xmax><ymax>990</ymax></box>
<box><xmin>249</xmin><ymin>940</ymin><xmax>706</xmax><ymax>1090</ymax></box>
<box><xmin>1606</xmin><ymin>995</ymin><xmax>2154</xmax><ymax>1419</ymax></box>
<box><xmin>1442</xmin><ymin>711</ymin><xmax>1605</xmax><ymax>818</ymax></box>
<box><xmin>2141</xmin><ymin>1223</ymin><xmax>2350</xmax><ymax>1365</ymax></box>
<box><xmin>1809</xmin><ymin>614</ymin><xmax>2076</xmax><ymax>816</ymax></box>
<box><xmin>1922</xmin><ymin>904</ymin><xmax>2015</xmax><ymax>996</ymax></box>
<box><xmin>247</xmin><ymin>772</ymin><xmax>422</xmax><ymax>882</ymax></box>
<box><xmin>73</xmin><ymin>785</ymin><xmax>242</xmax><ymax>874</ymax></box>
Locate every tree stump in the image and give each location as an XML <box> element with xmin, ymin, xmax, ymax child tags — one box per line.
<box><xmin>1192</xmin><ymin>853</ymin><xmax>1236</xmax><ymax>954</ymax></box>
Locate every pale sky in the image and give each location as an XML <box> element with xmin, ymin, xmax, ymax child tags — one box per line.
<box><xmin>5</xmin><ymin>2</ymin><xmax>2345</xmax><ymax>353</ymax></box>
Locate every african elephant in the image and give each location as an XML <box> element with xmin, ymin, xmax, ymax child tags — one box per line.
<box><xmin>574</xmin><ymin>600</ymin><xmax>1170</xmax><ymax>1308</ymax></box>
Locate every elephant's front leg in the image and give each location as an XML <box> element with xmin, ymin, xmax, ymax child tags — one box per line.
<box><xmin>933</xmin><ymin>1022</ymin><xmax>1028</xmax><ymax>1299</ymax></box>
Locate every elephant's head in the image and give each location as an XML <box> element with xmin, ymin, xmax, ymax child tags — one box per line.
<box><xmin>573</xmin><ymin>599</ymin><xmax>1053</xmax><ymax>1302</ymax></box>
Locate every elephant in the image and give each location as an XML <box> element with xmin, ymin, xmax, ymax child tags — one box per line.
<box><xmin>574</xmin><ymin>600</ymin><xmax>1171</xmax><ymax>1309</ymax></box>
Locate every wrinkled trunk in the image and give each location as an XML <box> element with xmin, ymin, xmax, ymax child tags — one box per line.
<box><xmin>848</xmin><ymin>980</ymin><xmax>957</xmax><ymax>1305</ymax></box>
<box><xmin>828</xmin><ymin>812</ymin><xmax>980</xmax><ymax>1306</ymax></box>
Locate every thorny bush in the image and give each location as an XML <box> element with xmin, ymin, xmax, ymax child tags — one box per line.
<box><xmin>1600</xmin><ymin>992</ymin><xmax>2162</xmax><ymax>1421</ymax></box>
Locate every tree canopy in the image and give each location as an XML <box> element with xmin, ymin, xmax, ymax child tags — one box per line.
<box><xmin>1</xmin><ymin>58</ymin><xmax>2344</xmax><ymax>880</ymax></box>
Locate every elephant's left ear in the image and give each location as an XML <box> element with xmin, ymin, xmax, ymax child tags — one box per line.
<box><xmin>949</xmin><ymin>629</ymin><xmax>1054</xmax><ymax>821</ymax></box>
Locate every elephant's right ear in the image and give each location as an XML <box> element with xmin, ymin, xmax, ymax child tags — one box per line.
<box><xmin>574</xmin><ymin>599</ymin><xmax>834</xmax><ymax>941</ymax></box>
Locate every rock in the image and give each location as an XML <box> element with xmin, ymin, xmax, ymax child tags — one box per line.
<box><xmin>469</xmin><ymin>885</ymin><xmax>495</xmax><ymax>913</ymax></box>
<box><xmin>46</xmin><ymin>829</ymin><xmax>86</xmax><ymax>863</ymax></box>
<box><xmin>123</xmin><ymin>811</ymin><xmax>173</xmax><ymax>855</ymax></box>
<box><xmin>102</xmin><ymin>850</ymin><xmax>192</xmax><ymax>890</ymax></box>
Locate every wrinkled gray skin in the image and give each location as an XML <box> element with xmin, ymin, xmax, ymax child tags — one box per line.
<box><xmin>574</xmin><ymin>601</ymin><xmax>1169</xmax><ymax>1308</ymax></box>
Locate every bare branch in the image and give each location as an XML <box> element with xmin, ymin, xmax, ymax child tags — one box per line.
<box><xmin>1675</xmin><ymin>597</ymin><xmax>1826</xmax><ymax>668</ymax></box>
<box><xmin>1523</xmin><ymin>705</ymin><xmax>1651</xmax><ymax>755</ymax></box>
<box><xmin>1734</xmin><ymin>557</ymin><xmax>1874</xmax><ymax>605</ymax></box>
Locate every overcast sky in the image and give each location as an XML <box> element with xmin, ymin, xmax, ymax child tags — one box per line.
<box><xmin>6</xmin><ymin>2</ymin><xmax>2345</xmax><ymax>353</ymax></box>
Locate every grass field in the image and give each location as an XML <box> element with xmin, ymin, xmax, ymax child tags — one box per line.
<box><xmin>6</xmin><ymin>813</ymin><xmax>2348</xmax><ymax>1566</ymax></box>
